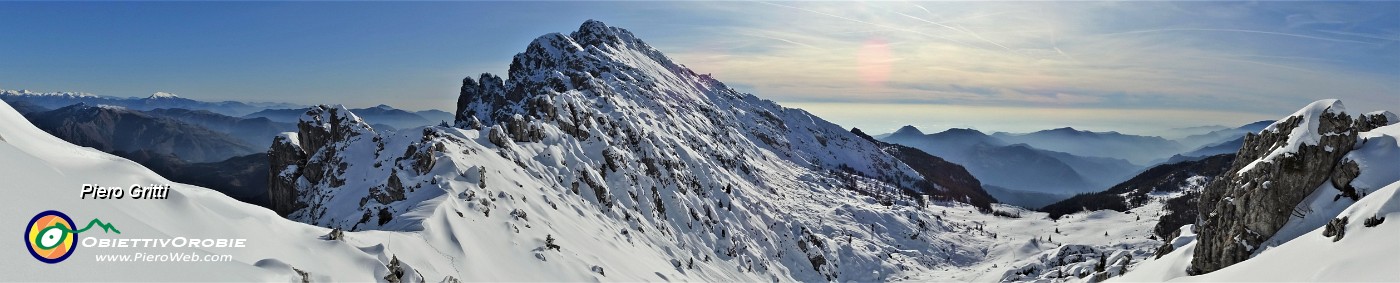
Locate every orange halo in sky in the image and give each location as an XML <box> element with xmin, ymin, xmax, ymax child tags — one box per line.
<box><xmin>857</xmin><ymin>37</ymin><xmax>892</xmax><ymax>89</ymax></box>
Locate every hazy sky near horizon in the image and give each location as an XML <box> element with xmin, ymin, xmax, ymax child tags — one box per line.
<box><xmin>2</xmin><ymin>1</ymin><xmax>1396</xmax><ymax>135</ymax></box>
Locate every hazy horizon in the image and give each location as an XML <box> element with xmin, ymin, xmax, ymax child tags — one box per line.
<box><xmin>3</xmin><ymin>1</ymin><xmax>1394</xmax><ymax>136</ymax></box>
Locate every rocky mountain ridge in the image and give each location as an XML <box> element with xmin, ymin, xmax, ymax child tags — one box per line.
<box><xmin>266</xmin><ymin>20</ymin><xmax>1001</xmax><ymax>281</ymax></box>
<box><xmin>1189</xmin><ymin>99</ymin><xmax>1396</xmax><ymax>274</ymax></box>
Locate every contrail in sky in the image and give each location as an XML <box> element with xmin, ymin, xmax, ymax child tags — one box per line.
<box><xmin>896</xmin><ymin>11</ymin><xmax>1015</xmax><ymax>53</ymax></box>
<box><xmin>748</xmin><ymin>33</ymin><xmax>821</xmax><ymax>49</ymax></box>
<box><xmin>1315</xmin><ymin>29</ymin><xmax>1400</xmax><ymax>42</ymax></box>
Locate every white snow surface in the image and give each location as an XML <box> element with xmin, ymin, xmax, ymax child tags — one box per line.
<box><xmin>976</xmin><ymin>187</ymin><xmax>1201</xmax><ymax>283</ymax></box>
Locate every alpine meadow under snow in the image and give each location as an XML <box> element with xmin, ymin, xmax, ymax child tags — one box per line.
<box><xmin>3</xmin><ymin>20</ymin><xmax>1397</xmax><ymax>282</ymax></box>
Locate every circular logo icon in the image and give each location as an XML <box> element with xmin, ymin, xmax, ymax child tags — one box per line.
<box><xmin>26</xmin><ymin>210</ymin><xmax>76</xmax><ymax>263</ymax></box>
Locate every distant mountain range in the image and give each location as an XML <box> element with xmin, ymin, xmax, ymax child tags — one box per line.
<box><xmin>243</xmin><ymin>104</ymin><xmax>450</xmax><ymax>130</ymax></box>
<box><xmin>144</xmin><ymin>108</ymin><xmax>294</xmax><ymax>149</ymax></box>
<box><xmin>852</xmin><ymin>128</ymin><xmax>997</xmax><ymax>208</ymax></box>
<box><xmin>21</xmin><ymin>103</ymin><xmax>259</xmax><ymax>163</ymax></box>
<box><xmin>1</xmin><ymin>89</ymin><xmax>303</xmax><ymax>117</ymax></box>
<box><xmin>990</xmin><ymin>127</ymin><xmax>1184</xmax><ymax>165</ymax></box>
<box><xmin>881</xmin><ymin>125</ymin><xmax>1143</xmax><ymax>207</ymax></box>
<box><xmin>1175</xmin><ymin>120</ymin><xmax>1272</xmax><ymax>149</ymax></box>
<box><xmin>1159</xmin><ymin>124</ymin><xmax>1232</xmax><ymax>139</ymax></box>
<box><xmin>13</xmin><ymin>102</ymin><xmax>277</xmax><ymax>207</ymax></box>
<box><xmin>1147</xmin><ymin>121</ymin><xmax>1272</xmax><ymax>165</ymax></box>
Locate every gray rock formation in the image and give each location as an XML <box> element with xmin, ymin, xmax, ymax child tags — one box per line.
<box><xmin>1189</xmin><ymin>100</ymin><xmax>1391</xmax><ymax>274</ymax></box>
<box><xmin>268</xmin><ymin>133</ymin><xmax>307</xmax><ymax>216</ymax></box>
<box><xmin>1321</xmin><ymin>216</ymin><xmax>1348</xmax><ymax>242</ymax></box>
<box><xmin>267</xmin><ymin>105</ymin><xmax>383</xmax><ymax>224</ymax></box>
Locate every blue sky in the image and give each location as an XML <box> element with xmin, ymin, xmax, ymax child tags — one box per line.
<box><xmin>2</xmin><ymin>1</ymin><xmax>1396</xmax><ymax>134</ymax></box>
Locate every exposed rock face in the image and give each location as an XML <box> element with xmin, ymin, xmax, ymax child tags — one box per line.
<box><xmin>383</xmin><ymin>255</ymin><xmax>405</xmax><ymax>283</ymax></box>
<box><xmin>486</xmin><ymin>125</ymin><xmax>510</xmax><ymax>148</ymax></box>
<box><xmin>1330</xmin><ymin>159</ymin><xmax>1362</xmax><ymax>200</ymax></box>
<box><xmin>1321</xmin><ymin>216</ymin><xmax>1348</xmax><ymax>242</ymax></box>
<box><xmin>1189</xmin><ymin>100</ymin><xmax>1388</xmax><ymax>274</ymax></box>
<box><xmin>454</xmin><ymin>74</ymin><xmax>507</xmax><ymax>126</ymax></box>
<box><xmin>268</xmin><ymin>133</ymin><xmax>307</xmax><ymax>216</ymax></box>
<box><xmin>267</xmin><ymin>105</ymin><xmax>401</xmax><ymax>228</ymax></box>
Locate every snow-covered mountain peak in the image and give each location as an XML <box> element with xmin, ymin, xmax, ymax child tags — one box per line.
<box><xmin>570</xmin><ymin>19</ymin><xmax>635</xmax><ymax>49</ymax></box>
<box><xmin>296</xmin><ymin>104</ymin><xmax>377</xmax><ymax>154</ymax></box>
<box><xmin>267</xmin><ymin>20</ymin><xmax>1007</xmax><ymax>281</ymax></box>
<box><xmin>1365</xmin><ymin>110</ymin><xmax>1397</xmax><ymax>126</ymax></box>
<box><xmin>1261</xmin><ymin>99</ymin><xmax>1345</xmax><ymax>132</ymax></box>
<box><xmin>148</xmin><ymin>91</ymin><xmax>179</xmax><ymax>99</ymax></box>
<box><xmin>454</xmin><ymin>20</ymin><xmax>939</xmax><ymax>188</ymax></box>
<box><xmin>1237</xmin><ymin>99</ymin><xmax>1384</xmax><ymax>175</ymax></box>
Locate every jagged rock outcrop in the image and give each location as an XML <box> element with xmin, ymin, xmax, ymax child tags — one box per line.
<box><xmin>267</xmin><ymin>105</ymin><xmax>411</xmax><ymax>228</ymax></box>
<box><xmin>1189</xmin><ymin>100</ymin><xmax>1392</xmax><ymax>274</ymax></box>
<box><xmin>1321</xmin><ymin>216</ymin><xmax>1348</xmax><ymax>242</ymax></box>
<box><xmin>268</xmin><ymin>132</ymin><xmax>307</xmax><ymax>216</ymax></box>
<box><xmin>449</xmin><ymin>19</ymin><xmax>941</xmax><ymax>203</ymax></box>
